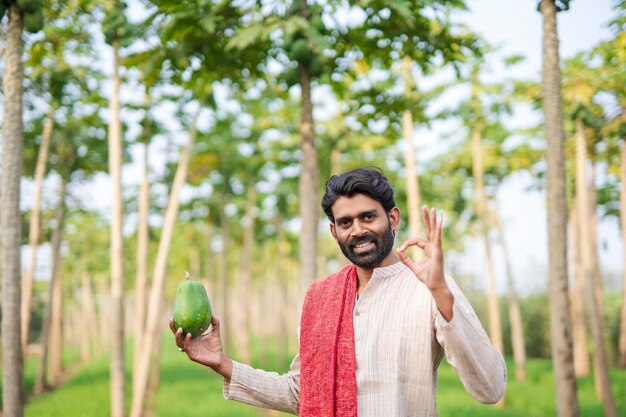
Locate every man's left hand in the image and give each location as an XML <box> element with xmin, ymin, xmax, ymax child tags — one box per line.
<box><xmin>397</xmin><ymin>205</ymin><xmax>454</xmax><ymax>320</ymax></box>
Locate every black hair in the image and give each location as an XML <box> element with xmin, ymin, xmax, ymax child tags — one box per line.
<box><xmin>321</xmin><ymin>167</ymin><xmax>396</xmax><ymax>222</ymax></box>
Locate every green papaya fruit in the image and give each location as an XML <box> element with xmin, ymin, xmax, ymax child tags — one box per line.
<box><xmin>172</xmin><ymin>274</ymin><xmax>212</xmax><ymax>338</ymax></box>
<box><xmin>310</xmin><ymin>15</ymin><xmax>324</xmax><ymax>33</ymax></box>
<box><xmin>290</xmin><ymin>38</ymin><xmax>312</xmax><ymax>64</ymax></box>
<box><xmin>24</xmin><ymin>10</ymin><xmax>44</xmax><ymax>33</ymax></box>
<box><xmin>309</xmin><ymin>56</ymin><xmax>324</xmax><ymax>77</ymax></box>
<box><xmin>283</xmin><ymin>67</ymin><xmax>300</xmax><ymax>87</ymax></box>
<box><xmin>16</xmin><ymin>0</ymin><xmax>39</xmax><ymax>13</ymax></box>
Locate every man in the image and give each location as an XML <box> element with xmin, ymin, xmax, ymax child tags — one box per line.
<box><xmin>171</xmin><ymin>167</ymin><xmax>507</xmax><ymax>416</ymax></box>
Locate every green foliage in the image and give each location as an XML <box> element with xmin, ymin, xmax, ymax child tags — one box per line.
<box><xmin>536</xmin><ymin>0</ymin><xmax>572</xmax><ymax>12</ymax></box>
<box><xmin>101</xmin><ymin>0</ymin><xmax>139</xmax><ymax>47</ymax></box>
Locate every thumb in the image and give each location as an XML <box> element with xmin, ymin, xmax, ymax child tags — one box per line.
<box><xmin>211</xmin><ymin>316</ymin><xmax>221</xmax><ymax>337</ymax></box>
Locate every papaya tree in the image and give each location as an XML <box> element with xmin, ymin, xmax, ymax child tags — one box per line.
<box><xmin>1</xmin><ymin>0</ymin><xmax>45</xmax><ymax>413</ymax></box>
<box><xmin>125</xmin><ymin>4</ymin><xmax>269</xmax><ymax>412</ymax></box>
<box><xmin>561</xmin><ymin>53</ymin><xmax>618</xmax><ymax>417</ymax></box>
<box><xmin>538</xmin><ymin>1</ymin><xmax>580</xmax><ymax>416</ymax></box>
<box><xmin>339</xmin><ymin>0</ymin><xmax>478</xmax><ymax>258</ymax></box>
<box><xmin>592</xmin><ymin>0</ymin><xmax>626</xmax><ymax>368</ymax></box>
<box><xmin>225</xmin><ymin>1</ymin><xmax>478</xmax><ymax>292</ymax></box>
<box><xmin>429</xmin><ymin>49</ymin><xmax>544</xmax><ymax>383</ymax></box>
<box><xmin>100</xmin><ymin>0</ymin><xmax>137</xmax><ymax>414</ymax></box>
<box><xmin>131</xmin><ymin>98</ymin><xmax>164</xmax><ymax>389</ymax></box>
<box><xmin>130</xmin><ymin>96</ymin><xmax>204</xmax><ymax>417</ymax></box>
<box><xmin>21</xmin><ymin>0</ymin><xmax>99</xmax><ymax>355</ymax></box>
<box><xmin>435</xmin><ymin>51</ymin><xmax>524</xmax><ymax>359</ymax></box>
<box><xmin>1</xmin><ymin>0</ymin><xmax>26</xmax><ymax>414</ymax></box>
<box><xmin>34</xmin><ymin>104</ymin><xmax>109</xmax><ymax>392</ymax></box>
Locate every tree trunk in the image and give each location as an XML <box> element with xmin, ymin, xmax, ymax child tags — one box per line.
<box><xmin>108</xmin><ymin>38</ymin><xmax>126</xmax><ymax>417</ymax></box>
<box><xmin>48</xmin><ymin>179</ymin><xmax>68</xmax><ymax>386</ymax></box>
<box><xmin>146</xmin><ymin>299</ymin><xmax>168</xmax><ymax>403</ymax></box>
<box><xmin>471</xmin><ymin>128</ymin><xmax>504</xmax><ymax>355</ymax></box>
<box><xmin>619</xmin><ymin>137</ymin><xmax>626</xmax><ymax>368</ymax></box>
<box><xmin>298</xmin><ymin>25</ymin><xmax>319</xmax><ymax>294</ymax></box>
<box><xmin>35</xmin><ymin>178</ymin><xmax>67</xmax><ymax>392</ymax></box>
<box><xmin>585</xmin><ymin>156</ymin><xmax>617</xmax><ymax>416</ymax></box>
<box><xmin>204</xmin><ymin>223</ymin><xmax>215</xmax><ymax>292</ymax></box>
<box><xmin>569</xmin><ymin>205</ymin><xmax>590</xmax><ymax>376</ymax></box>
<box><xmin>540</xmin><ymin>2</ymin><xmax>580</xmax><ymax>415</ymax></box>
<box><xmin>330</xmin><ymin>144</ymin><xmax>341</xmax><ymax>176</ymax></box>
<box><xmin>133</xmin><ymin>137</ymin><xmax>150</xmax><ymax>394</ymax></box>
<box><xmin>219</xmin><ymin>193</ymin><xmax>231</xmax><ymax>356</ymax></box>
<box><xmin>188</xmin><ymin>230</ymin><xmax>201</xmax><ymax>278</ymax></box>
<box><xmin>96</xmin><ymin>279</ymin><xmax>111</xmax><ymax>356</ymax></box>
<box><xmin>1</xmin><ymin>5</ymin><xmax>25</xmax><ymax>415</ymax></box>
<box><xmin>238</xmin><ymin>182</ymin><xmax>256</xmax><ymax>363</ymax></box>
<box><xmin>402</xmin><ymin>57</ymin><xmax>421</xmax><ymax>258</ymax></box>
<box><xmin>129</xmin><ymin>109</ymin><xmax>198</xmax><ymax>417</ymax></box>
<box><xmin>495</xmin><ymin>214</ymin><xmax>526</xmax><ymax>381</ymax></box>
<box><xmin>81</xmin><ymin>273</ymin><xmax>96</xmax><ymax>362</ymax></box>
<box><xmin>22</xmin><ymin>107</ymin><xmax>54</xmax><ymax>353</ymax></box>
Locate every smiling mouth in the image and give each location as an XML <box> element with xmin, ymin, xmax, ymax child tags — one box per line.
<box><xmin>352</xmin><ymin>241</ymin><xmax>375</xmax><ymax>253</ymax></box>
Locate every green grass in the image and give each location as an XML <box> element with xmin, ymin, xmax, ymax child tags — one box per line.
<box><xmin>25</xmin><ymin>356</ymin><xmax>113</xmax><ymax>417</ymax></box>
<box><xmin>153</xmin><ymin>335</ymin><xmax>292</xmax><ymax>417</ymax></box>
<box><xmin>11</xmin><ymin>339</ymin><xmax>626</xmax><ymax>417</ymax></box>
<box><xmin>436</xmin><ymin>358</ymin><xmax>626</xmax><ymax>417</ymax></box>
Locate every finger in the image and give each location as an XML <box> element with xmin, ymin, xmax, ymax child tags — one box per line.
<box><xmin>174</xmin><ymin>326</ymin><xmax>185</xmax><ymax>348</ymax></box>
<box><xmin>182</xmin><ymin>332</ymin><xmax>192</xmax><ymax>353</ymax></box>
<box><xmin>210</xmin><ymin>316</ymin><xmax>221</xmax><ymax>338</ymax></box>
<box><xmin>169</xmin><ymin>318</ymin><xmax>176</xmax><ymax>334</ymax></box>
<box><xmin>422</xmin><ymin>205</ymin><xmax>431</xmax><ymax>238</ymax></box>
<box><xmin>429</xmin><ymin>208</ymin><xmax>437</xmax><ymax>240</ymax></box>
<box><xmin>397</xmin><ymin>237</ymin><xmax>428</xmax><ymax>253</ymax></box>
<box><xmin>436</xmin><ymin>214</ymin><xmax>443</xmax><ymax>245</ymax></box>
<box><xmin>396</xmin><ymin>248</ymin><xmax>425</xmax><ymax>279</ymax></box>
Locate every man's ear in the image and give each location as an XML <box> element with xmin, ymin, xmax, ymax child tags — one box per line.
<box><xmin>330</xmin><ymin>222</ymin><xmax>338</xmax><ymax>242</ymax></box>
<box><xmin>389</xmin><ymin>207</ymin><xmax>400</xmax><ymax>232</ymax></box>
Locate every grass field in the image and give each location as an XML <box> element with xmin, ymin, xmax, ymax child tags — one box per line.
<box><xmin>11</xmin><ymin>336</ymin><xmax>626</xmax><ymax>417</ymax></box>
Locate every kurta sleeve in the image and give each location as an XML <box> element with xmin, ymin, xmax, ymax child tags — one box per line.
<box><xmin>434</xmin><ymin>276</ymin><xmax>507</xmax><ymax>404</ymax></box>
<box><xmin>223</xmin><ymin>353</ymin><xmax>301</xmax><ymax>414</ymax></box>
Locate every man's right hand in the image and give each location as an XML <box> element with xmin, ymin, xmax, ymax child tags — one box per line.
<box><xmin>169</xmin><ymin>316</ymin><xmax>233</xmax><ymax>379</ymax></box>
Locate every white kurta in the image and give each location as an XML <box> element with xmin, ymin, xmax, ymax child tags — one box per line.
<box><xmin>223</xmin><ymin>262</ymin><xmax>507</xmax><ymax>416</ymax></box>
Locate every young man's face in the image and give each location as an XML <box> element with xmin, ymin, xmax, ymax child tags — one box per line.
<box><xmin>329</xmin><ymin>194</ymin><xmax>399</xmax><ymax>269</ymax></box>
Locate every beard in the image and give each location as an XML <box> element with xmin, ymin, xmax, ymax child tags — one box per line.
<box><xmin>337</xmin><ymin>222</ymin><xmax>395</xmax><ymax>269</ymax></box>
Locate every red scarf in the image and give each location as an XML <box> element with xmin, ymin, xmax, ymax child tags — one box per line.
<box><xmin>299</xmin><ymin>264</ymin><xmax>358</xmax><ymax>417</ymax></box>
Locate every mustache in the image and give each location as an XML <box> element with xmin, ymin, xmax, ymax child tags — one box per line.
<box><xmin>349</xmin><ymin>235</ymin><xmax>377</xmax><ymax>247</ymax></box>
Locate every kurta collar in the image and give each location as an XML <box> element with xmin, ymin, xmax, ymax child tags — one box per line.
<box><xmin>371</xmin><ymin>261</ymin><xmax>407</xmax><ymax>279</ymax></box>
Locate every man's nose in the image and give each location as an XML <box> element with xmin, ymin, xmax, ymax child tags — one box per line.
<box><xmin>351</xmin><ymin>220</ymin><xmax>368</xmax><ymax>237</ymax></box>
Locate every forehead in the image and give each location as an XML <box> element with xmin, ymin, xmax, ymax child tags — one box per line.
<box><xmin>330</xmin><ymin>194</ymin><xmax>384</xmax><ymax>218</ymax></box>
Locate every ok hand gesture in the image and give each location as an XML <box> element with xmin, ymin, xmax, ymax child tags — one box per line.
<box><xmin>396</xmin><ymin>205</ymin><xmax>447</xmax><ymax>295</ymax></box>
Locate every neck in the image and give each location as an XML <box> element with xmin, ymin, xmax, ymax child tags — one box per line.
<box><xmin>355</xmin><ymin>252</ymin><xmax>399</xmax><ymax>296</ymax></box>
